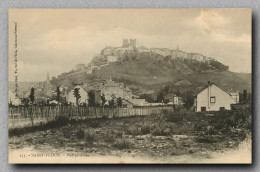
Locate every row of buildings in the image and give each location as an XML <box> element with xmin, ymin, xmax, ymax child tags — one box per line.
<box><xmin>67</xmin><ymin>39</ymin><xmax>219</xmax><ymax>76</ymax></box>
<box><xmin>9</xmin><ymin>73</ymin><xmax>183</xmax><ymax>108</ymax></box>
<box><xmin>66</xmin><ymin>78</ymin><xmax>134</xmax><ymax>107</ymax></box>
<box><xmin>97</xmin><ymin>39</ymin><xmax>217</xmax><ymax>64</ymax></box>
<box><xmin>9</xmin><ymin>73</ymin><xmax>240</xmax><ymax>112</ymax></box>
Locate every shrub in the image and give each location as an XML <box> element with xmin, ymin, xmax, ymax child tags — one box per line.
<box><xmin>127</xmin><ymin>126</ymin><xmax>139</xmax><ymax>136</ymax></box>
<box><xmin>195</xmin><ymin>135</ymin><xmax>223</xmax><ymax>144</ymax></box>
<box><xmin>86</xmin><ymin>120</ymin><xmax>100</xmax><ymax>128</ymax></box>
<box><xmin>170</xmin><ymin>148</ymin><xmax>187</xmax><ymax>156</ymax></box>
<box><xmin>140</xmin><ymin>124</ymin><xmax>151</xmax><ymax>135</ymax></box>
<box><xmin>62</xmin><ymin>127</ymin><xmax>72</xmax><ymax>139</ymax></box>
<box><xmin>104</xmin><ymin>130</ymin><xmax>116</xmax><ymax>143</ymax></box>
<box><xmin>151</xmin><ymin>126</ymin><xmax>170</xmax><ymax>136</ymax></box>
<box><xmin>115</xmin><ymin>131</ymin><xmax>124</xmax><ymax>138</ymax></box>
<box><xmin>113</xmin><ymin>139</ymin><xmax>131</xmax><ymax>150</ymax></box>
<box><xmin>85</xmin><ymin>132</ymin><xmax>95</xmax><ymax>145</ymax></box>
<box><xmin>76</xmin><ymin>128</ymin><xmax>85</xmax><ymax>139</ymax></box>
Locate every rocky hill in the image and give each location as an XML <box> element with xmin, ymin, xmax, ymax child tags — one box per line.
<box><xmin>50</xmin><ymin>49</ymin><xmax>251</xmax><ymax>96</ymax></box>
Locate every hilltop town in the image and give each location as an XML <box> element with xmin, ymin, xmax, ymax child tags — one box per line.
<box><xmin>9</xmin><ymin>39</ymin><xmax>251</xmax><ymax>109</ymax></box>
<box><xmin>65</xmin><ymin>39</ymin><xmax>226</xmax><ymax>76</ymax></box>
<box><xmin>83</xmin><ymin>39</ymin><xmax>225</xmax><ymax>73</ymax></box>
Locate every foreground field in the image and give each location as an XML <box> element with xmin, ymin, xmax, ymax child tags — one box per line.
<box><xmin>9</xmin><ymin>111</ymin><xmax>251</xmax><ymax>163</ymax></box>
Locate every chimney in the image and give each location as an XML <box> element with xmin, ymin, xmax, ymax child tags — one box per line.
<box><xmin>208</xmin><ymin>81</ymin><xmax>211</xmax><ymax>108</ymax></box>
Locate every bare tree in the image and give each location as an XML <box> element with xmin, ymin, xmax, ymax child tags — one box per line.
<box><xmin>73</xmin><ymin>88</ymin><xmax>81</xmax><ymax>117</ymax></box>
<box><xmin>29</xmin><ymin>87</ymin><xmax>35</xmax><ymax>126</ymax></box>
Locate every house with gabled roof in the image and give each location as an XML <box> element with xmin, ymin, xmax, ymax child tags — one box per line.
<box><xmin>66</xmin><ymin>85</ymin><xmax>88</xmax><ymax>105</ymax></box>
<box><xmin>194</xmin><ymin>81</ymin><xmax>239</xmax><ymax>112</ymax></box>
<box><xmin>89</xmin><ymin>78</ymin><xmax>132</xmax><ymax>105</ymax></box>
<box><xmin>8</xmin><ymin>90</ymin><xmax>21</xmax><ymax>106</ymax></box>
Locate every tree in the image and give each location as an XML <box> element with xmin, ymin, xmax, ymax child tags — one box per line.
<box><xmin>140</xmin><ymin>94</ymin><xmax>154</xmax><ymax>103</ymax></box>
<box><xmin>156</xmin><ymin>92</ymin><xmax>164</xmax><ymax>103</ymax></box>
<box><xmin>243</xmin><ymin>89</ymin><xmax>248</xmax><ymax>104</ymax></box>
<box><xmin>116</xmin><ymin>97</ymin><xmax>123</xmax><ymax>108</ymax></box>
<box><xmin>73</xmin><ymin>88</ymin><xmax>81</xmax><ymax>106</ymax></box>
<box><xmin>56</xmin><ymin>87</ymin><xmax>61</xmax><ymax>103</ymax></box>
<box><xmin>176</xmin><ymin>88</ymin><xmax>181</xmax><ymax>96</ymax></box>
<box><xmin>109</xmin><ymin>99</ymin><xmax>115</xmax><ymax>108</ymax></box>
<box><xmin>29</xmin><ymin>87</ymin><xmax>35</xmax><ymax>104</ymax></box>
<box><xmin>108</xmin><ymin>94</ymin><xmax>116</xmax><ymax>108</ymax></box>
<box><xmin>183</xmin><ymin>90</ymin><xmax>194</xmax><ymax>110</ymax></box>
<box><xmin>101</xmin><ymin>94</ymin><xmax>106</xmax><ymax>106</ymax></box>
<box><xmin>21</xmin><ymin>98</ymin><xmax>29</xmax><ymax>106</ymax></box>
<box><xmin>164</xmin><ymin>85</ymin><xmax>170</xmax><ymax>94</ymax></box>
<box><xmin>28</xmin><ymin>87</ymin><xmax>35</xmax><ymax>126</ymax></box>
<box><xmin>163</xmin><ymin>99</ymin><xmax>170</xmax><ymax>104</ymax></box>
<box><xmin>88</xmin><ymin>90</ymin><xmax>96</xmax><ymax>107</ymax></box>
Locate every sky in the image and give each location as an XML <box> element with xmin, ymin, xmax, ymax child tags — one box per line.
<box><xmin>8</xmin><ymin>9</ymin><xmax>252</xmax><ymax>82</ymax></box>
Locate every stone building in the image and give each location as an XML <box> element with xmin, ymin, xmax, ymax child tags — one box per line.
<box><xmin>89</xmin><ymin>78</ymin><xmax>132</xmax><ymax>105</ymax></box>
<box><xmin>74</xmin><ymin>64</ymin><xmax>87</xmax><ymax>71</ymax></box>
<box><xmin>122</xmin><ymin>38</ymin><xmax>136</xmax><ymax>48</ymax></box>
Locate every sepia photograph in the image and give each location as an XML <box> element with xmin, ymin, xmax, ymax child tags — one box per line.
<box><xmin>8</xmin><ymin>8</ymin><xmax>252</xmax><ymax>164</ymax></box>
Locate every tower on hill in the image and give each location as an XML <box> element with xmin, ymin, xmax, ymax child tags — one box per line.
<box><xmin>122</xmin><ymin>38</ymin><xmax>136</xmax><ymax>48</ymax></box>
<box><xmin>122</xmin><ymin>39</ymin><xmax>129</xmax><ymax>47</ymax></box>
<box><xmin>47</xmin><ymin>72</ymin><xmax>50</xmax><ymax>82</ymax></box>
<box><xmin>130</xmin><ymin>39</ymin><xmax>136</xmax><ymax>48</ymax></box>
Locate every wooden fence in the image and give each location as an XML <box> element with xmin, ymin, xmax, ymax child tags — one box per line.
<box><xmin>8</xmin><ymin>105</ymin><xmax>173</xmax><ymax>128</ymax></box>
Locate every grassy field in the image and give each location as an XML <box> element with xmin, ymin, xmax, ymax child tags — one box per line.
<box><xmin>9</xmin><ymin>110</ymin><xmax>251</xmax><ymax>163</ymax></box>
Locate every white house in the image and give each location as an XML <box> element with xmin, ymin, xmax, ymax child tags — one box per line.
<box><xmin>194</xmin><ymin>82</ymin><xmax>238</xmax><ymax>112</ymax></box>
<box><xmin>130</xmin><ymin>99</ymin><xmax>148</xmax><ymax>106</ymax></box>
<box><xmin>106</xmin><ymin>55</ymin><xmax>117</xmax><ymax>63</ymax></box>
<box><xmin>8</xmin><ymin>90</ymin><xmax>21</xmax><ymax>106</ymax></box>
<box><xmin>66</xmin><ymin>85</ymin><xmax>88</xmax><ymax>105</ymax></box>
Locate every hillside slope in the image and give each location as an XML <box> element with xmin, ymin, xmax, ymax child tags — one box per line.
<box><xmin>50</xmin><ymin>55</ymin><xmax>251</xmax><ymax>96</ymax></box>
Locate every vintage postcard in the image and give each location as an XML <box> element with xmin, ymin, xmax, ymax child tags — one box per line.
<box><xmin>8</xmin><ymin>9</ymin><xmax>252</xmax><ymax>164</ymax></box>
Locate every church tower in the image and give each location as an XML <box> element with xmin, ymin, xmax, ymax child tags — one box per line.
<box><xmin>130</xmin><ymin>39</ymin><xmax>136</xmax><ymax>48</ymax></box>
<box><xmin>44</xmin><ymin>72</ymin><xmax>52</xmax><ymax>97</ymax></box>
<box><xmin>46</xmin><ymin>72</ymin><xmax>50</xmax><ymax>83</ymax></box>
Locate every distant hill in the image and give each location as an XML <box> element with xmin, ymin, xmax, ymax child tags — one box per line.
<box><xmin>50</xmin><ymin>51</ymin><xmax>251</xmax><ymax>96</ymax></box>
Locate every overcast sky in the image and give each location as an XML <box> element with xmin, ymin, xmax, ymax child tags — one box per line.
<box><xmin>9</xmin><ymin>9</ymin><xmax>251</xmax><ymax>82</ymax></box>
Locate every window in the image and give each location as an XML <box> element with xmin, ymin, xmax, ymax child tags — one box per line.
<box><xmin>210</xmin><ymin>96</ymin><xmax>216</xmax><ymax>103</ymax></box>
<box><xmin>220</xmin><ymin>107</ymin><xmax>225</xmax><ymax>111</ymax></box>
<box><xmin>201</xmin><ymin>107</ymin><xmax>206</xmax><ymax>112</ymax></box>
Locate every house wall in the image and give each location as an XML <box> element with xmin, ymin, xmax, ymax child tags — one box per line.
<box><xmin>195</xmin><ymin>84</ymin><xmax>236</xmax><ymax>112</ymax></box>
<box><xmin>8</xmin><ymin>91</ymin><xmax>21</xmax><ymax>105</ymax></box>
<box><xmin>122</xmin><ymin>100</ymin><xmax>134</xmax><ymax>108</ymax></box>
<box><xmin>231</xmin><ymin>94</ymin><xmax>239</xmax><ymax>104</ymax></box>
<box><xmin>173</xmin><ymin>96</ymin><xmax>179</xmax><ymax>104</ymax></box>
<box><xmin>101</xmin><ymin>86</ymin><xmax>132</xmax><ymax>101</ymax></box>
<box><xmin>107</xmin><ymin>55</ymin><xmax>117</xmax><ymax>62</ymax></box>
<box><xmin>151</xmin><ymin>49</ymin><xmax>171</xmax><ymax>57</ymax></box>
<box><xmin>130</xmin><ymin>99</ymin><xmax>146</xmax><ymax>106</ymax></box>
<box><xmin>102</xmin><ymin>47</ymin><xmax>113</xmax><ymax>56</ymax></box>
